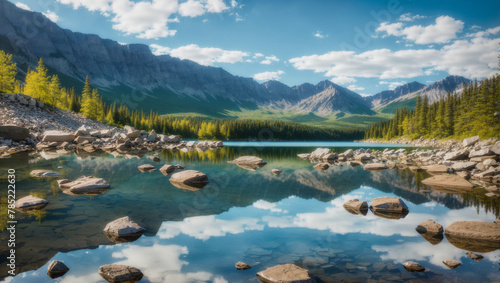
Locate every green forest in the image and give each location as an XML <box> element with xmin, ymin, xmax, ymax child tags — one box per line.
<box><xmin>365</xmin><ymin>75</ymin><xmax>500</xmax><ymax>140</ymax></box>
<box><xmin>0</xmin><ymin>51</ymin><xmax>363</xmax><ymax>141</ymax></box>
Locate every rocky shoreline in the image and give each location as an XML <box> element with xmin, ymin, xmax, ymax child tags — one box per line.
<box><xmin>362</xmin><ymin>136</ymin><xmax>462</xmax><ymax>148</ymax></box>
<box><xmin>0</xmin><ymin>93</ymin><xmax>223</xmax><ymax>158</ymax></box>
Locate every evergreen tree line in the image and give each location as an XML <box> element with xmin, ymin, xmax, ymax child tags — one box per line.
<box><xmin>0</xmin><ymin>51</ymin><xmax>363</xmax><ymax>141</ymax></box>
<box><xmin>365</xmin><ymin>75</ymin><xmax>500</xmax><ymax>140</ymax></box>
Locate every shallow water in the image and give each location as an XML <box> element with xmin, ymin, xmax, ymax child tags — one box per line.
<box><xmin>0</xmin><ymin>142</ymin><xmax>499</xmax><ymax>282</ymax></box>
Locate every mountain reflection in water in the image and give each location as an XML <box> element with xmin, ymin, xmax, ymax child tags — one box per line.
<box><xmin>0</xmin><ymin>143</ymin><xmax>499</xmax><ymax>282</ymax></box>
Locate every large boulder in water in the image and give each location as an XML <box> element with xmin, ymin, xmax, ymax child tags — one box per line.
<box><xmin>159</xmin><ymin>164</ymin><xmax>176</xmax><ymax>176</ymax></box>
<box><xmin>169</xmin><ymin>170</ymin><xmax>209</xmax><ymax>190</ymax></box>
<box><xmin>445</xmin><ymin>221</ymin><xmax>500</xmax><ymax>252</ymax></box>
<box><xmin>98</xmin><ymin>264</ymin><xmax>143</xmax><ymax>283</ymax></box>
<box><xmin>370</xmin><ymin>197</ymin><xmax>409</xmax><ymax>219</ymax></box>
<box><xmin>47</xmin><ymin>260</ymin><xmax>69</xmax><ymax>279</ymax></box>
<box><xmin>228</xmin><ymin>156</ymin><xmax>267</xmax><ymax>170</ymax></box>
<box><xmin>256</xmin><ymin>264</ymin><xmax>317</xmax><ymax>283</ymax></box>
<box><xmin>364</xmin><ymin>163</ymin><xmax>388</xmax><ymax>171</ymax></box>
<box><xmin>309</xmin><ymin>148</ymin><xmax>331</xmax><ymax>159</ymax></box>
<box><xmin>15</xmin><ymin>195</ymin><xmax>49</xmax><ymax>212</ymax></box>
<box><xmin>0</xmin><ymin>125</ymin><xmax>29</xmax><ymax>141</ymax></box>
<box><xmin>138</xmin><ymin>164</ymin><xmax>156</xmax><ymax>172</ymax></box>
<box><xmin>103</xmin><ymin>216</ymin><xmax>145</xmax><ymax>243</ymax></box>
<box><xmin>343</xmin><ymin>199</ymin><xmax>368</xmax><ymax>216</ymax></box>
<box><xmin>30</xmin><ymin>169</ymin><xmax>61</xmax><ymax>178</ymax></box>
<box><xmin>59</xmin><ymin>176</ymin><xmax>110</xmax><ymax>195</ymax></box>
<box><xmin>416</xmin><ymin>219</ymin><xmax>444</xmax><ymax>245</ymax></box>
<box><xmin>421</xmin><ymin>174</ymin><xmax>473</xmax><ymax>192</ymax></box>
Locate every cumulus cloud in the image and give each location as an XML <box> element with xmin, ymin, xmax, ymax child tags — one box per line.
<box><xmin>43</xmin><ymin>10</ymin><xmax>60</xmax><ymax>22</ymax></box>
<box><xmin>289</xmin><ymin>33</ymin><xmax>499</xmax><ymax>79</ymax></box>
<box><xmin>377</xmin><ymin>16</ymin><xmax>464</xmax><ymax>44</ymax></box>
<box><xmin>253</xmin><ymin>200</ymin><xmax>287</xmax><ymax>213</ymax></box>
<box><xmin>15</xmin><ymin>2</ymin><xmax>31</xmax><ymax>10</ymax></box>
<box><xmin>260</xmin><ymin>55</ymin><xmax>279</xmax><ymax>65</ymax></box>
<box><xmin>150</xmin><ymin>44</ymin><xmax>249</xmax><ymax>66</ymax></box>
<box><xmin>466</xmin><ymin>26</ymin><xmax>500</xmax><ymax>38</ymax></box>
<box><xmin>330</xmin><ymin>76</ymin><xmax>356</xmax><ymax>85</ymax></box>
<box><xmin>57</xmin><ymin>0</ymin><xmax>232</xmax><ymax>39</ymax></box>
<box><xmin>253</xmin><ymin>70</ymin><xmax>284</xmax><ymax>81</ymax></box>
<box><xmin>313</xmin><ymin>31</ymin><xmax>325</xmax><ymax>38</ymax></box>
<box><xmin>347</xmin><ymin>85</ymin><xmax>365</xmax><ymax>91</ymax></box>
<box><xmin>398</xmin><ymin>13</ymin><xmax>426</xmax><ymax>22</ymax></box>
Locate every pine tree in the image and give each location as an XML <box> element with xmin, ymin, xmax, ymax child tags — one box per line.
<box><xmin>0</xmin><ymin>50</ymin><xmax>16</xmax><ymax>93</ymax></box>
<box><xmin>80</xmin><ymin>76</ymin><xmax>92</xmax><ymax>117</ymax></box>
<box><xmin>48</xmin><ymin>75</ymin><xmax>61</xmax><ymax>106</ymax></box>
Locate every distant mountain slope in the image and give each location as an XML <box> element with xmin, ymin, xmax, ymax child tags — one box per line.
<box><xmin>0</xmin><ymin>0</ymin><xmax>473</xmax><ymax>120</ymax></box>
<box><xmin>365</xmin><ymin>81</ymin><xmax>425</xmax><ymax>109</ymax></box>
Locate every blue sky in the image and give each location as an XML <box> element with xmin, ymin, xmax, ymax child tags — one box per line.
<box><xmin>10</xmin><ymin>0</ymin><xmax>500</xmax><ymax>95</ymax></box>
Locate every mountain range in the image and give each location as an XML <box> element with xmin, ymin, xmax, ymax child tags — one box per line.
<box><xmin>0</xmin><ymin>0</ymin><xmax>470</xmax><ymax>122</ymax></box>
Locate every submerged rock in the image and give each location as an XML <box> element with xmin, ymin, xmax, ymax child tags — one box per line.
<box><xmin>403</xmin><ymin>261</ymin><xmax>425</xmax><ymax>272</ymax></box>
<box><xmin>47</xmin><ymin>260</ymin><xmax>69</xmax><ymax>279</ymax></box>
<box><xmin>235</xmin><ymin>262</ymin><xmax>251</xmax><ymax>270</ymax></box>
<box><xmin>149</xmin><ymin>156</ymin><xmax>160</xmax><ymax>162</ymax></box>
<box><xmin>15</xmin><ymin>195</ymin><xmax>49</xmax><ymax>212</ymax></box>
<box><xmin>370</xmin><ymin>197</ymin><xmax>409</xmax><ymax>219</ymax></box>
<box><xmin>466</xmin><ymin>252</ymin><xmax>484</xmax><ymax>261</ymax></box>
<box><xmin>98</xmin><ymin>264</ymin><xmax>143</xmax><ymax>283</ymax></box>
<box><xmin>138</xmin><ymin>164</ymin><xmax>156</xmax><ymax>172</ymax></box>
<box><xmin>442</xmin><ymin>260</ymin><xmax>461</xmax><ymax>269</ymax></box>
<box><xmin>272</xmin><ymin>169</ymin><xmax>282</xmax><ymax>175</ymax></box>
<box><xmin>256</xmin><ymin>264</ymin><xmax>317</xmax><ymax>283</ymax></box>
<box><xmin>103</xmin><ymin>216</ymin><xmax>145</xmax><ymax>243</ymax></box>
<box><xmin>313</xmin><ymin>163</ymin><xmax>329</xmax><ymax>170</ymax></box>
<box><xmin>169</xmin><ymin>170</ymin><xmax>209</xmax><ymax>190</ymax></box>
<box><xmin>30</xmin><ymin>169</ymin><xmax>61</xmax><ymax>178</ymax></box>
<box><xmin>343</xmin><ymin>199</ymin><xmax>368</xmax><ymax>216</ymax></box>
<box><xmin>445</xmin><ymin>221</ymin><xmax>500</xmax><ymax>252</ymax></box>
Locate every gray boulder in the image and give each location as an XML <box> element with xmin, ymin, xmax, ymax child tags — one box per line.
<box><xmin>15</xmin><ymin>195</ymin><xmax>49</xmax><ymax>211</ymax></box>
<box><xmin>103</xmin><ymin>216</ymin><xmax>145</xmax><ymax>243</ymax></box>
<box><xmin>444</xmin><ymin>149</ymin><xmax>469</xmax><ymax>161</ymax></box>
<box><xmin>0</xmin><ymin>125</ymin><xmax>29</xmax><ymax>141</ymax></box>
<box><xmin>47</xmin><ymin>260</ymin><xmax>69</xmax><ymax>279</ymax></box>
<box><xmin>310</xmin><ymin>148</ymin><xmax>331</xmax><ymax>159</ymax></box>
<box><xmin>364</xmin><ymin>163</ymin><xmax>388</xmax><ymax>171</ymax></box>
<box><xmin>42</xmin><ymin>131</ymin><xmax>75</xmax><ymax>142</ymax></box>
<box><xmin>98</xmin><ymin>264</ymin><xmax>143</xmax><ymax>283</ymax></box>
<box><xmin>442</xmin><ymin>260</ymin><xmax>461</xmax><ymax>269</ymax></box>
<box><xmin>169</xmin><ymin>170</ymin><xmax>209</xmax><ymax>190</ymax></box>
<box><xmin>370</xmin><ymin>197</ymin><xmax>409</xmax><ymax>219</ymax></box>
<box><xmin>30</xmin><ymin>169</ymin><xmax>61</xmax><ymax>178</ymax></box>
<box><xmin>403</xmin><ymin>261</ymin><xmax>425</xmax><ymax>272</ymax></box>
<box><xmin>343</xmin><ymin>199</ymin><xmax>368</xmax><ymax>215</ymax></box>
<box><xmin>59</xmin><ymin>176</ymin><xmax>110</xmax><ymax>195</ymax></box>
<box><xmin>463</xmin><ymin>136</ymin><xmax>479</xmax><ymax>147</ymax></box>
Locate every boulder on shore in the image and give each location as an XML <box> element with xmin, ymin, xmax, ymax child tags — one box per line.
<box><xmin>370</xmin><ymin>197</ymin><xmax>409</xmax><ymax>219</ymax></box>
<box><xmin>463</xmin><ymin>136</ymin><xmax>479</xmax><ymax>147</ymax></box>
<box><xmin>103</xmin><ymin>216</ymin><xmax>145</xmax><ymax>243</ymax></box>
<box><xmin>98</xmin><ymin>264</ymin><xmax>143</xmax><ymax>283</ymax></box>
<box><xmin>423</xmin><ymin>164</ymin><xmax>449</xmax><ymax>174</ymax></box>
<box><xmin>421</xmin><ymin>174</ymin><xmax>474</xmax><ymax>192</ymax></box>
<box><xmin>256</xmin><ymin>264</ymin><xmax>317</xmax><ymax>283</ymax></box>
<box><xmin>445</xmin><ymin>221</ymin><xmax>500</xmax><ymax>252</ymax></box>
<box><xmin>0</xmin><ymin>125</ymin><xmax>29</xmax><ymax>141</ymax></box>
<box><xmin>15</xmin><ymin>195</ymin><xmax>49</xmax><ymax>211</ymax></box>
<box><xmin>343</xmin><ymin>199</ymin><xmax>368</xmax><ymax>216</ymax></box>
<box><xmin>42</xmin><ymin>131</ymin><xmax>75</xmax><ymax>142</ymax></box>
<box><xmin>309</xmin><ymin>148</ymin><xmax>331</xmax><ymax>159</ymax></box>
<box><xmin>59</xmin><ymin>176</ymin><xmax>110</xmax><ymax>195</ymax></box>
<box><xmin>169</xmin><ymin>170</ymin><xmax>209</xmax><ymax>190</ymax></box>
<box><xmin>47</xmin><ymin>260</ymin><xmax>69</xmax><ymax>279</ymax></box>
<box><xmin>444</xmin><ymin>149</ymin><xmax>469</xmax><ymax>161</ymax></box>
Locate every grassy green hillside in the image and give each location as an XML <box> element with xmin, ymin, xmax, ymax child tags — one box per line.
<box><xmin>377</xmin><ymin>96</ymin><xmax>418</xmax><ymax>114</ymax></box>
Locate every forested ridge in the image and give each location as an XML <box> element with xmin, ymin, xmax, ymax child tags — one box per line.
<box><xmin>0</xmin><ymin>51</ymin><xmax>363</xmax><ymax>141</ymax></box>
<box><xmin>365</xmin><ymin>75</ymin><xmax>500</xmax><ymax>140</ymax></box>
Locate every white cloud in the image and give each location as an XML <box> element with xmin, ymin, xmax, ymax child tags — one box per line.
<box><xmin>15</xmin><ymin>2</ymin><xmax>31</xmax><ymax>11</ymax></box>
<box><xmin>398</xmin><ymin>13</ymin><xmax>426</xmax><ymax>22</ymax></box>
<box><xmin>347</xmin><ymin>84</ymin><xmax>365</xmax><ymax>91</ymax></box>
<box><xmin>150</xmin><ymin>44</ymin><xmax>249</xmax><ymax>66</ymax></box>
<box><xmin>253</xmin><ymin>53</ymin><xmax>264</xmax><ymax>58</ymax></box>
<box><xmin>289</xmin><ymin>34</ymin><xmax>499</xmax><ymax>79</ymax></box>
<box><xmin>466</xmin><ymin>26</ymin><xmax>500</xmax><ymax>38</ymax></box>
<box><xmin>260</xmin><ymin>55</ymin><xmax>279</xmax><ymax>65</ymax></box>
<box><xmin>253</xmin><ymin>70</ymin><xmax>284</xmax><ymax>81</ymax></box>
<box><xmin>57</xmin><ymin>0</ymin><xmax>232</xmax><ymax>39</ymax></box>
<box><xmin>330</xmin><ymin>76</ymin><xmax>356</xmax><ymax>85</ymax></box>
<box><xmin>179</xmin><ymin>0</ymin><xmax>206</xmax><ymax>17</ymax></box>
<box><xmin>253</xmin><ymin>200</ymin><xmax>287</xmax><ymax>213</ymax></box>
<box><xmin>42</xmin><ymin>10</ymin><xmax>60</xmax><ymax>22</ymax></box>
<box><xmin>377</xmin><ymin>16</ymin><xmax>464</xmax><ymax>44</ymax></box>
<box><xmin>313</xmin><ymin>31</ymin><xmax>325</xmax><ymax>38</ymax></box>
